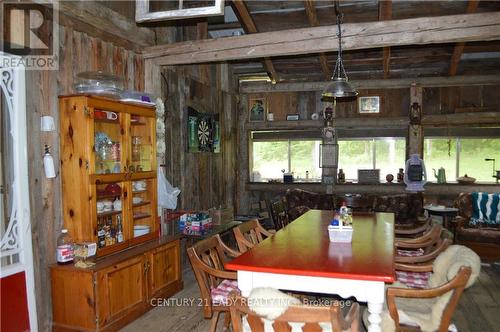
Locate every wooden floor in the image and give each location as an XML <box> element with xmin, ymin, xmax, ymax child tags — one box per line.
<box><xmin>121</xmin><ymin>263</ymin><xmax>500</xmax><ymax>332</ymax></box>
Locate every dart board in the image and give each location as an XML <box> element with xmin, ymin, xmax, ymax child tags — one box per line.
<box><xmin>187</xmin><ymin>107</ymin><xmax>220</xmax><ymax>153</ymax></box>
<box><xmin>197</xmin><ymin>116</ymin><xmax>212</xmax><ymax>151</ymax></box>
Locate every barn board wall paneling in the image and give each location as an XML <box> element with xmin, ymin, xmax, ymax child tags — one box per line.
<box><xmin>27</xmin><ymin>24</ymin><xmax>144</xmax><ymax>331</ymax></box>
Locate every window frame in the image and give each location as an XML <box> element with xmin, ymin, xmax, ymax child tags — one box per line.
<box><xmin>337</xmin><ymin>136</ymin><xmax>406</xmax><ymax>181</ymax></box>
<box><xmin>250</xmin><ymin>137</ymin><xmax>322</xmax><ymax>182</ymax></box>
<box><xmin>424</xmin><ymin>135</ymin><xmax>500</xmax><ymax>182</ymax></box>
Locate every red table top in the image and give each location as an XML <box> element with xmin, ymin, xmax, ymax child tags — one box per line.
<box><xmin>225</xmin><ymin>210</ymin><xmax>395</xmax><ymax>283</ymax></box>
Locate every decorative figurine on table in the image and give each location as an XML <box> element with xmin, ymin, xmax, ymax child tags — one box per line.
<box><xmin>404</xmin><ymin>154</ymin><xmax>427</xmax><ymax>192</ymax></box>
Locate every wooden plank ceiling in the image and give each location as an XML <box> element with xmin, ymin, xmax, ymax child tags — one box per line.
<box><xmin>202</xmin><ymin>0</ymin><xmax>500</xmax><ymax>82</ymax></box>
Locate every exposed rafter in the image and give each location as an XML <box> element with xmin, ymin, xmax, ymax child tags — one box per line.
<box><xmin>239</xmin><ymin>75</ymin><xmax>500</xmax><ymax>93</ymax></box>
<box><xmin>379</xmin><ymin>0</ymin><xmax>392</xmax><ymax>79</ymax></box>
<box><xmin>449</xmin><ymin>0</ymin><xmax>480</xmax><ymax>76</ymax></box>
<box><xmin>144</xmin><ymin>12</ymin><xmax>500</xmax><ymax>66</ymax></box>
<box><xmin>231</xmin><ymin>0</ymin><xmax>279</xmax><ymax>83</ymax></box>
<box><xmin>34</xmin><ymin>0</ymin><xmax>155</xmax><ymax>49</ymax></box>
<box><xmin>304</xmin><ymin>0</ymin><xmax>330</xmax><ymax>80</ymax></box>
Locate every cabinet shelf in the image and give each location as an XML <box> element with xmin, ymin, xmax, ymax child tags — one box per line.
<box><xmin>94</xmin><ymin>118</ymin><xmax>119</xmax><ymax>124</ymax></box>
<box><xmin>133</xmin><ymin>201</ymin><xmax>151</xmax><ymax>207</ymax></box>
<box><xmin>97</xmin><ymin>210</ymin><xmax>122</xmax><ymax>217</ymax></box>
<box><xmin>132</xmin><ymin>189</ymin><xmax>148</xmax><ymax>194</ymax></box>
<box><xmin>134</xmin><ymin>213</ymin><xmax>152</xmax><ymax>220</ymax></box>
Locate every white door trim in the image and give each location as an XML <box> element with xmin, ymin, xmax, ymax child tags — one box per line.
<box><xmin>0</xmin><ymin>52</ymin><xmax>38</xmax><ymax>331</ymax></box>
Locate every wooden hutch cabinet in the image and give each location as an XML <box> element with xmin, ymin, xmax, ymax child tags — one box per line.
<box><xmin>52</xmin><ymin>95</ymin><xmax>182</xmax><ymax>331</ymax></box>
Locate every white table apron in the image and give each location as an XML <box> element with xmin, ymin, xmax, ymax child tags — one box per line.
<box><xmin>237</xmin><ymin>270</ymin><xmax>386</xmax><ymax>332</ymax></box>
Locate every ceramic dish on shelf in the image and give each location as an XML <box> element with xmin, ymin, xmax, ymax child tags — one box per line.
<box><xmin>132</xmin><ymin>197</ymin><xmax>143</xmax><ymax>204</ymax></box>
<box><xmin>457</xmin><ymin>174</ymin><xmax>476</xmax><ymax>185</ymax></box>
<box><xmin>133</xmin><ymin>225</ymin><xmax>150</xmax><ymax>237</ymax></box>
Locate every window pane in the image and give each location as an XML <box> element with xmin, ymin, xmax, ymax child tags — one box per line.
<box><xmin>375</xmin><ymin>139</ymin><xmax>406</xmax><ymax>180</ymax></box>
<box><xmin>338</xmin><ymin>140</ymin><xmax>374</xmax><ymax>180</ymax></box>
<box><xmin>252</xmin><ymin>141</ymin><xmax>288</xmax><ymax>181</ymax></box>
<box><xmin>290</xmin><ymin>140</ymin><xmax>321</xmax><ymax>181</ymax></box>
<box><xmin>460</xmin><ymin>138</ymin><xmax>500</xmax><ymax>182</ymax></box>
<box><xmin>424</xmin><ymin>138</ymin><xmax>457</xmax><ymax>181</ymax></box>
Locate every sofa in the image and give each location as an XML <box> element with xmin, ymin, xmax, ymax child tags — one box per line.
<box><xmin>284</xmin><ymin>189</ymin><xmax>335</xmax><ymax>221</ymax></box>
<box><xmin>283</xmin><ymin>189</ymin><xmax>424</xmax><ymax>225</ymax></box>
<box><xmin>372</xmin><ymin>193</ymin><xmax>424</xmax><ymax>225</ymax></box>
<box><xmin>454</xmin><ymin>192</ymin><xmax>500</xmax><ymax>261</ymax></box>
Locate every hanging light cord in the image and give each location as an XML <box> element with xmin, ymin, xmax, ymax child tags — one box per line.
<box><xmin>332</xmin><ymin>12</ymin><xmax>348</xmax><ymax>80</ymax></box>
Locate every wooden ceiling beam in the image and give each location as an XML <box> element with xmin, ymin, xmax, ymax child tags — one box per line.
<box><xmin>379</xmin><ymin>0</ymin><xmax>392</xmax><ymax>79</ymax></box>
<box><xmin>33</xmin><ymin>0</ymin><xmax>155</xmax><ymax>48</ymax></box>
<box><xmin>231</xmin><ymin>0</ymin><xmax>279</xmax><ymax>83</ymax></box>
<box><xmin>239</xmin><ymin>75</ymin><xmax>500</xmax><ymax>93</ymax></box>
<box><xmin>304</xmin><ymin>0</ymin><xmax>331</xmax><ymax>80</ymax></box>
<box><xmin>449</xmin><ymin>0</ymin><xmax>480</xmax><ymax>76</ymax></box>
<box><xmin>144</xmin><ymin>12</ymin><xmax>500</xmax><ymax>66</ymax></box>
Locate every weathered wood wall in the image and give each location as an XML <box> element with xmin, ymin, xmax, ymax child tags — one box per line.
<box><xmin>27</xmin><ymin>25</ymin><xmax>144</xmax><ymax>331</ymax></box>
<box><xmin>162</xmin><ymin>64</ymin><xmax>238</xmax><ymax>211</ymax></box>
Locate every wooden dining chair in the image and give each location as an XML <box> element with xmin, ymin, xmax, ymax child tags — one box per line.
<box><xmin>395</xmin><ymin>217</ymin><xmax>432</xmax><ymax>238</ymax></box>
<box><xmin>233</xmin><ymin>219</ymin><xmax>275</xmax><ymax>253</ymax></box>
<box><xmin>229</xmin><ymin>292</ymin><xmax>360</xmax><ymax>332</ymax></box>
<box><xmin>187</xmin><ymin>235</ymin><xmax>241</xmax><ymax>332</ymax></box>
<box><xmin>270</xmin><ymin>198</ymin><xmax>290</xmax><ymax>230</ymax></box>
<box><xmin>369</xmin><ymin>245</ymin><xmax>481</xmax><ymax>332</ymax></box>
<box><xmin>395</xmin><ymin>224</ymin><xmax>452</xmax><ymax>263</ymax></box>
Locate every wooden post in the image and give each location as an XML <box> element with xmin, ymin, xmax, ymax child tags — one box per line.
<box><xmin>407</xmin><ymin>83</ymin><xmax>423</xmax><ymax>158</ymax></box>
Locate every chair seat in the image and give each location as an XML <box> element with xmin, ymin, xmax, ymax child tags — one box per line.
<box><xmin>397</xmin><ymin>248</ymin><xmax>424</xmax><ymax>257</ymax></box>
<box><xmin>211</xmin><ymin>279</ymin><xmax>239</xmax><ymax>306</ymax></box>
<box><xmin>395</xmin><ymin>271</ymin><xmax>431</xmax><ymax>289</ymax></box>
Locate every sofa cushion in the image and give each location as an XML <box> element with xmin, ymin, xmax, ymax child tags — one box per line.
<box><xmin>456</xmin><ymin>227</ymin><xmax>500</xmax><ymax>245</ymax></box>
<box><xmin>470</xmin><ymin>192</ymin><xmax>500</xmax><ymax>228</ymax></box>
<box><xmin>373</xmin><ymin>193</ymin><xmax>423</xmax><ymax>224</ymax></box>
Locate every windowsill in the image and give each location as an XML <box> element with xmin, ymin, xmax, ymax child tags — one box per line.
<box><xmin>246</xmin><ymin>182</ymin><xmax>500</xmax><ymax>195</ymax></box>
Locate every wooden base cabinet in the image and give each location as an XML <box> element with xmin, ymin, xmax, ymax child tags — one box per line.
<box><xmin>51</xmin><ymin>238</ymin><xmax>183</xmax><ymax>332</ymax></box>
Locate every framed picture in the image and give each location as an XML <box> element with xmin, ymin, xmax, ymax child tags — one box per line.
<box><xmin>249</xmin><ymin>97</ymin><xmax>266</xmax><ymax>122</ymax></box>
<box><xmin>358</xmin><ymin>96</ymin><xmax>380</xmax><ymax>114</ymax></box>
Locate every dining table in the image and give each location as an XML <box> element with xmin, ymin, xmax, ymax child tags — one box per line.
<box><xmin>225</xmin><ymin>209</ymin><xmax>395</xmax><ymax>332</ymax></box>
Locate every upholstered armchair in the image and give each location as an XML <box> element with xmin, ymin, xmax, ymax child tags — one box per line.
<box><xmin>454</xmin><ymin>192</ymin><xmax>500</xmax><ymax>261</ymax></box>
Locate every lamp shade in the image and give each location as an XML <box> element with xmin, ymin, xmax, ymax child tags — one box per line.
<box><xmin>321</xmin><ymin>77</ymin><xmax>358</xmax><ymax>99</ymax></box>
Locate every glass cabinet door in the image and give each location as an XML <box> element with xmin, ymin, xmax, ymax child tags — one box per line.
<box><xmin>131</xmin><ymin>178</ymin><xmax>156</xmax><ymax>239</ymax></box>
<box><xmin>92</xmin><ymin>109</ymin><xmax>124</xmax><ymax>175</ymax></box>
<box><xmin>129</xmin><ymin>115</ymin><xmax>155</xmax><ymax>173</ymax></box>
<box><xmin>94</xmin><ymin>180</ymin><xmax>128</xmax><ymax>250</ymax></box>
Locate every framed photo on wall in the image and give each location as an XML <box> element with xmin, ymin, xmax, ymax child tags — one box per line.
<box><xmin>249</xmin><ymin>97</ymin><xmax>266</xmax><ymax>122</ymax></box>
<box><xmin>358</xmin><ymin>96</ymin><xmax>380</xmax><ymax>114</ymax></box>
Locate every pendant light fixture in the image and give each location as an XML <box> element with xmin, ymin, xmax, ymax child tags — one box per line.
<box><xmin>322</xmin><ymin>8</ymin><xmax>358</xmax><ymax>99</ymax></box>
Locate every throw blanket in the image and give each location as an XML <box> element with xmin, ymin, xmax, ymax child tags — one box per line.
<box><xmin>470</xmin><ymin>192</ymin><xmax>500</xmax><ymax>227</ymax></box>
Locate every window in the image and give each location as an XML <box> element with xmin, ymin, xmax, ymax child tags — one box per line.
<box><xmin>251</xmin><ymin>132</ymin><xmax>321</xmax><ymax>182</ymax></box>
<box><xmin>424</xmin><ymin>137</ymin><xmax>500</xmax><ymax>182</ymax></box>
<box><xmin>338</xmin><ymin>138</ymin><xmax>406</xmax><ymax>181</ymax></box>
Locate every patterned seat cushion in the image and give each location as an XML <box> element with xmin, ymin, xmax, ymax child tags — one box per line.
<box><xmin>211</xmin><ymin>279</ymin><xmax>239</xmax><ymax>306</ymax></box>
<box><xmin>396</xmin><ymin>270</ymin><xmax>431</xmax><ymax>288</ymax></box>
<box><xmin>397</xmin><ymin>248</ymin><xmax>424</xmax><ymax>257</ymax></box>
